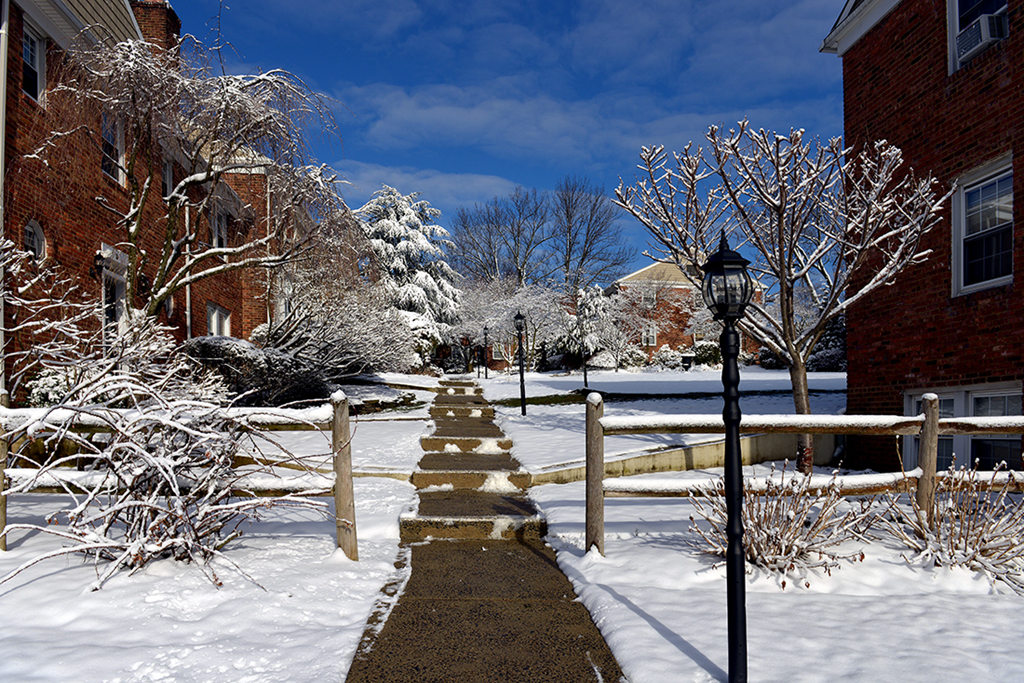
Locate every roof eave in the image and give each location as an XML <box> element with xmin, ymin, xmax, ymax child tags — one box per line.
<box><xmin>820</xmin><ymin>0</ymin><xmax>903</xmax><ymax>57</ymax></box>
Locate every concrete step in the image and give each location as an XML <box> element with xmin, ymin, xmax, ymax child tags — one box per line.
<box><xmin>432</xmin><ymin>393</ymin><xmax>489</xmax><ymax>407</ymax></box>
<box><xmin>399</xmin><ymin>491</ymin><xmax>546</xmax><ymax>542</ymax></box>
<box><xmin>419</xmin><ymin>435</ymin><xmax>512</xmax><ymax>454</ymax></box>
<box><xmin>430</xmin><ymin>419</ymin><xmax>505</xmax><ymax>439</ymax></box>
<box><xmin>438</xmin><ymin>379</ymin><xmax>476</xmax><ymax>387</ymax></box>
<box><xmin>411</xmin><ymin>469</ymin><xmax>530</xmax><ymax>491</ymax></box>
<box><xmin>418</xmin><ymin>451</ymin><xmax>518</xmax><ymax>470</ymax></box>
<box><xmin>437</xmin><ymin>386</ymin><xmax>484</xmax><ymax>396</ymax></box>
<box><xmin>429</xmin><ymin>404</ymin><xmax>495</xmax><ymax>420</ymax></box>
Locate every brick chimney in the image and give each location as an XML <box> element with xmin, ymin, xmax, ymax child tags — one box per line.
<box><xmin>130</xmin><ymin>1</ymin><xmax>181</xmax><ymax>50</ymax></box>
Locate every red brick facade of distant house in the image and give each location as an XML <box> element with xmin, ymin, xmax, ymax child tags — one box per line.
<box><xmin>823</xmin><ymin>0</ymin><xmax>1023</xmax><ymax>471</ymax></box>
<box><xmin>5</xmin><ymin>0</ymin><xmax>271</xmax><ymax>394</ymax></box>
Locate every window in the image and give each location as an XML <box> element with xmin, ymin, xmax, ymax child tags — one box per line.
<box><xmin>949</xmin><ymin>0</ymin><xmax>1008</xmax><ymax>70</ymax></box>
<box><xmin>162</xmin><ymin>159</ymin><xmax>174</xmax><ymax>200</ymax></box>
<box><xmin>22</xmin><ymin>24</ymin><xmax>44</xmax><ymax>101</ymax></box>
<box><xmin>24</xmin><ymin>220</ymin><xmax>45</xmax><ymax>261</ymax></box>
<box><xmin>952</xmin><ymin>162</ymin><xmax>1013</xmax><ymax>295</ymax></box>
<box><xmin>101</xmin><ymin>113</ymin><xmax>123</xmax><ymax>181</ymax></box>
<box><xmin>958</xmin><ymin>0</ymin><xmax>1007</xmax><ymax>31</ymax></box>
<box><xmin>905</xmin><ymin>385</ymin><xmax>1022</xmax><ymax>470</ymax></box>
<box><xmin>211</xmin><ymin>211</ymin><xmax>229</xmax><ymax>249</ymax></box>
<box><xmin>642</xmin><ymin>323</ymin><xmax>657</xmax><ymax>347</ymax></box>
<box><xmin>207</xmin><ymin>303</ymin><xmax>231</xmax><ymax>336</ymax></box>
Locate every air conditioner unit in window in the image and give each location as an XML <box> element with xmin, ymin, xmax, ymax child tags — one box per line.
<box><xmin>957</xmin><ymin>13</ymin><xmax>1008</xmax><ymax>63</ymax></box>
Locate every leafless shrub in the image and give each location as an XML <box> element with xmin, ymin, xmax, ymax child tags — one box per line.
<box><xmin>881</xmin><ymin>467</ymin><xmax>1024</xmax><ymax>595</ymax></box>
<box><xmin>688</xmin><ymin>465</ymin><xmax>876</xmax><ymax>581</ymax></box>
<box><xmin>3</xmin><ymin>316</ymin><xmax>328</xmax><ymax>590</ymax></box>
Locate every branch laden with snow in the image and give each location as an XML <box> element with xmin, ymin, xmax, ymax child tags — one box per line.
<box><xmin>881</xmin><ymin>467</ymin><xmax>1024</xmax><ymax>595</ymax></box>
<box><xmin>4</xmin><ymin>315</ymin><xmax>327</xmax><ymax>589</ymax></box>
<box><xmin>687</xmin><ymin>464</ymin><xmax>876</xmax><ymax>584</ymax></box>
<box><xmin>22</xmin><ymin>37</ymin><xmax>347</xmax><ymax>317</ymax></box>
<box><xmin>615</xmin><ymin>120</ymin><xmax>951</xmax><ymax>471</ymax></box>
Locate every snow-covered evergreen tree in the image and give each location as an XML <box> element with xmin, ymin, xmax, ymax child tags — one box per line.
<box><xmin>356</xmin><ymin>186</ymin><xmax>461</xmax><ymax>342</ymax></box>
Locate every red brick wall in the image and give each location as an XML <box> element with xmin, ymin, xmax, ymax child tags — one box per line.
<box><xmin>3</xmin><ymin>2</ymin><xmax>255</xmax><ymax>397</ymax></box>
<box><xmin>130</xmin><ymin>1</ymin><xmax>182</xmax><ymax>50</ymax></box>
<box><xmin>841</xmin><ymin>0</ymin><xmax>1024</xmax><ymax>469</ymax></box>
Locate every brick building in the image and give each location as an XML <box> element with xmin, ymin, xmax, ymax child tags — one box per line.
<box><xmin>822</xmin><ymin>0</ymin><xmax>1022</xmax><ymax>470</ymax></box>
<box><xmin>607</xmin><ymin>262</ymin><xmax>702</xmax><ymax>357</ymax></box>
<box><xmin>3</xmin><ymin>1</ymin><xmax>281</xmax><ymax>396</ymax></box>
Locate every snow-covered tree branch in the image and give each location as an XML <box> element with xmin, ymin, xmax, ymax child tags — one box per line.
<box><xmin>615</xmin><ymin>120</ymin><xmax>951</xmax><ymax>471</ymax></box>
<box><xmin>25</xmin><ymin>37</ymin><xmax>347</xmax><ymax>317</ymax></box>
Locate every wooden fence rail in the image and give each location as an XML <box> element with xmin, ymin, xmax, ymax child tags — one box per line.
<box><xmin>585</xmin><ymin>392</ymin><xmax>1024</xmax><ymax>555</ymax></box>
<box><xmin>0</xmin><ymin>391</ymin><xmax>359</xmax><ymax>560</ymax></box>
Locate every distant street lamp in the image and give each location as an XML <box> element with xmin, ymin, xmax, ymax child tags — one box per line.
<box><xmin>514</xmin><ymin>311</ymin><xmax>526</xmax><ymax>416</ymax></box>
<box><xmin>700</xmin><ymin>230</ymin><xmax>754</xmax><ymax>683</ymax></box>
<box><xmin>483</xmin><ymin>326</ymin><xmax>489</xmax><ymax>380</ymax></box>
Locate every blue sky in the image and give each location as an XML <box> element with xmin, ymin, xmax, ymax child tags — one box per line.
<box><xmin>173</xmin><ymin>1</ymin><xmax>845</xmax><ymax>274</ymax></box>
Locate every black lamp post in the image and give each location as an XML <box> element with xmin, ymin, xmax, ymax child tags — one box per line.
<box><xmin>513</xmin><ymin>311</ymin><xmax>526</xmax><ymax>416</ymax></box>
<box><xmin>483</xmin><ymin>326</ymin><xmax>489</xmax><ymax>380</ymax></box>
<box><xmin>700</xmin><ymin>231</ymin><xmax>754</xmax><ymax>683</ymax></box>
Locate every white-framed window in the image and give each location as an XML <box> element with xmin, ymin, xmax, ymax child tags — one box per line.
<box><xmin>24</xmin><ymin>220</ymin><xmax>45</xmax><ymax>261</ymax></box>
<box><xmin>951</xmin><ymin>158</ymin><xmax>1013</xmax><ymax>296</ymax></box>
<box><xmin>491</xmin><ymin>344</ymin><xmax>506</xmax><ymax>361</ymax></box>
<box><xmin>101</xmin><ymin>113</ymin><xmax>124</xmax><ymax>182</ymax></box>
<box><xmin>211</xmin><ymin>210</ymin><xmax>229</xmax><ymax>249</ymax></box>
<box><xmin>948</xmin><ymin>0</ymin><xmax>1009</xmax><ymax>71</ymax></box>
<box><xmin>905</xmin><ymin>383</ymin><xmax>1022</xmax><ymax>470</ymax></box>
<box><xmin>22</xmin><ymin>22</ymin><xmax>44</xmax><ymax>101</ymax></box>
<box><xmin>207</xmin><ymin>303</ymin><xmax>231</xmax><ymax>336</ymax></box>
<box><xmin>642</xmin><ymin>323</ymin><xmax>657</xmax><ymax>347</ymax></box>
<box><xmin>162</xmin><ymin>159</ymin><xmax>174</xmax><ymax>200</ymax></box>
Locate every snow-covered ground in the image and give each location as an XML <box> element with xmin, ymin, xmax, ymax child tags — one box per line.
<box><xmin>9</xmin><ymin>369</ymin><xmax>1017</xmax><ymax>682</ymax></box>
<box><xmin>0</xmin><ymin>478</ymin><xmax>415</xmax><ymax>682</ymax></box>
<box><xmin>480</xmin><ymin>367</ymin><xmax>846</xmax><ymax>400</ymax></box>
<box><xmin>530</xmin><ymin>468</ymin><xmax>1024</xmax><ymax>682</ymax></box>
<box><xmin>478</xmin><ymin>367</ymin><xmax>846</xmax><ymax>473</ymax></box>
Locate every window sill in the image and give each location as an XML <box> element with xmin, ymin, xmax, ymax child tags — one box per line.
<box><xmin>953</xmin><ymin>274</ymin><xmax>1013</xmax><ymax>297</ymax></box>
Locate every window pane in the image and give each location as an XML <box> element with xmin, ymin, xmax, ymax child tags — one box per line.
<box><xmin>970</xmin><ymin>438</ymin><xmax>1022</xmax><ymax>470</ymax></box>
<box><xmin>959</xmin><ymin>0</ymin><xmax>1008</xmax><ymax>29</ymax></box>
<box><xmin>937</xmin><ymin>437</ymin><xmax>955</xmax><ymax>471</ymax></box>
<box><xmin>22</xmin><ymin>32</ymin><xmax>39</xmax><ymax>98</ymax></box>
<box><xmin>963</xmin><ymin>223</ymin><xmax>1012</xmax><ymax>285</ymax></box>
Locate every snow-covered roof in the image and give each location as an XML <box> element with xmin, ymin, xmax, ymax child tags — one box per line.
<box><xmin>614</xmin><ymin>261</ymin><xmax>697</xmax><ymax>288</ymax></box>
<box><xmin>820</xmin><ymin>0</ymin><xmax>902</xmax><ymax>56</ymax></box>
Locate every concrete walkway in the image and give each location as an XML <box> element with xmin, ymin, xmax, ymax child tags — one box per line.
<box><xmin>346</xmin><ymin>378</ymin><xmax>623</xmax><ymax>681</ymax></box>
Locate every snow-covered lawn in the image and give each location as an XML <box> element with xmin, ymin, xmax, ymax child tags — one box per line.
<box><xmin>483</xmin><ymin>368</ymin><xmax>846</xmax><ymax>473</ymax></box>
<box><xmin>530</xmin><ymin>468</ymin><xmax>1024</xmax><ymax>682</ymax></box>
<box><xmin>480</xmin><ymin>367</ymin><xmax>846</xmax><ymax>400</ymax></box>
<box><xmin>0</xmin><ymin>478</ymin><xmax>415</xmax><ymax>681</ymax></box>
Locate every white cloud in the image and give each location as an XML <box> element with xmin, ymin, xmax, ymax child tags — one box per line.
<box><xmin>334</xmin><ymin>160</ymin><xmax>519</xmax><ymax>219</ymax></box>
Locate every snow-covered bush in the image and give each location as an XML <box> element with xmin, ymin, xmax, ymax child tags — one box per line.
<box><xmin>758</xmin><ymin>346</ymin><xmax>786</xmax><ymax>369</ymax></box>
<box><xmin>881</xmin><ymin>467</ymin><xmax>1024</xmax><ymax>595</ymax></box>
<box><xmin>806</xmin><ymin>314</ymin><xmax>847</xmax><ymax>372</ymax></box>
<box><xmin>3</xmin><ymin>317</ymin><xmax>325</xmax><ymax>589</ymax></box>
<box><xmin>693</xmin><ymin>340</ymin><xmax>722</xmax><ymax>367</ymax></box>
<box><xmin>619</xmin><ymin>345</ymin><xmax>648</xmax><ymax>370</ymax></box>
<box><xmin>651</xmin><ymin>344</ymin><xmax>686</xmax><ymax>370</ymax></box>
<box><xmin>688</xmin><ymin>466</ymin><xmax>875</xmax><ymax>581</ymax></box>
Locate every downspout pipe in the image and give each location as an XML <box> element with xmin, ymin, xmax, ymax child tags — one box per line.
<box><xmin>0</xmin><ymin>0</ymin><xmax>11</xmax><ymax>401</ymax></box>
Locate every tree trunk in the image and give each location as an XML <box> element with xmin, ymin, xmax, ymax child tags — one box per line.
<box><xmin>789</xmin><ymin>359</ymin><xmax>814</xmax><ymax>474</ymax></box>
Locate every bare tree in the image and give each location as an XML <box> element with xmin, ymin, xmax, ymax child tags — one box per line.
<box><xmin>26</xmin><ymin>37</ymin><xmax>347</xmax><ymax>318</ymax></box>
<box><xmin>550</xmin><ymin>176</ymin><xmax>631</xmax><ymax>293</ymax></box>
<box><xmin>449</xmin><ymin>187</ymin><xmax>553</xmax><ymax>286</ymax></box>
<box><xmin>616</xmin><ymin>120</ymin><xmax>950</xmax><ymax>472</ymax></box>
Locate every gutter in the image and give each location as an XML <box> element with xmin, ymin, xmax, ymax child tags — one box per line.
<box><xmin>0</xmin><ymin>0</ymin><xmax>10</xmax><ymax>401</ymax></box>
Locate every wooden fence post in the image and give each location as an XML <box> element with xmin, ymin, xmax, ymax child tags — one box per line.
<box><xmin>585</xmin><ymin>392</ymin><xmax>605</xmax><ymax>555</ymax></box>
<box><xmin>332</xmin><ymin>391</ymin><xmax>358</xmax><ymax>560</ymax></box>
<box><xmin>0</xmin><ymin>389</ymin><xmax>7</xmax><ymax>552</ymax></box>
<box><xmin>915</xmin><ymin>393</ymin><xmax>939</xmax><ymax>528</ymax></box>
